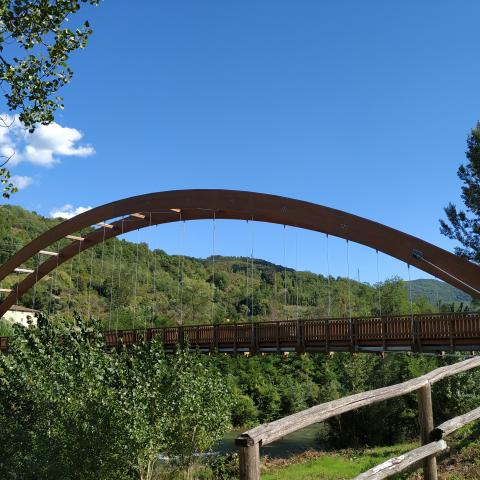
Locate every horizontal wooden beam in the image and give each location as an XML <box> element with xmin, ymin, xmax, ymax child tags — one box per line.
<box><xmin>96</xmin><ymin>222</ymin><xmax>114</xmax><ymax>229</ymax></box>
<box><xmin>353</xmin><ymin>441</ymin><xmax>447</xmax><ymax>480</ymax></box>
<box><xmin>39</xmin><ymin>250</ymin><xmax>58</xmax><ymax>256</ymax></box>
<box><xmin>14</xmin><ymin>268</ymin><xmax>34</xmax><ymax>274</ymax></box>
<box><xmin>431</xmin><ymin>406</ymin><xmax>480</xmax><ymax>441</ymax></box>
<box><xmin>235</xmin><ymin>357</ymin><xmax>480</xmax><ymax>447</ymax></box>
<box><xmin>65</xmin><ymin>235</ymin><xmax>84</xmax><ymax>241</ymax></box>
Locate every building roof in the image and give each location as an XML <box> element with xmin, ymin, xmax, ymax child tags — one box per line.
<box><xmin>8</xmin><ymin>305</ymin><xmax>39</xmax><ymax>314</ymax></box>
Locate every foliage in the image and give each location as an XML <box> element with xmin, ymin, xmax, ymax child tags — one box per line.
<box><xmin>0</xmin><ymin>0</ymin><xmax>101</xmax><ymax>197</ymax></box>
<box><xmin>204</xmin><ymin>453</ymin><xmax>239</xmax><ymax>480</ymax></box>
<box><xmin>213</xmin><ymin>351</ymin><xmax>480</xmax><ymax>450</ymax></box>
<box><xmin>0</xmin><ymin>315</ymin><xmax>231</xmax><ymax>480</ymax></box>
<box><xmin>441</xmin><ymin>122</ymin><xmax>480</xmax><ymax>263</ymax></box>
<box><xmin>0</xmin><ymin>162</ymin><xmax>17</xmax><ymax>199</ymax></box>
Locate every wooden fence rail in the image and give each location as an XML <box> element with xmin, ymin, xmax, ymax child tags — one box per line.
<box><xmin>235</xmin><ymin>356</ymin><xmax>480</xmax><ymax>480</ymax></box>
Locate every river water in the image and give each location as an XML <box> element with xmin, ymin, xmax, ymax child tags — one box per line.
<box><xmin>215</xmin><ymin>424</ymin><xmax>325</xmax><ymax>459</ymax></box>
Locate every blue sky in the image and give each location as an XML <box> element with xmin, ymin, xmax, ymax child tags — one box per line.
<box><xmin>1</xmin><ymin>1</ymin><xmax>480</xmax><ymax>284</ymax></box>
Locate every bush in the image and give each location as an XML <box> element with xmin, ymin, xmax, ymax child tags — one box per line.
<box><xmin>0</xmin><ymin>314</ymin><xmax>231</xmax><ymax>480</ymax></box>
<box><xmin>206</xmin><ymin>453</ymin><xmax>239</xmax><ymax>480</ymax></box>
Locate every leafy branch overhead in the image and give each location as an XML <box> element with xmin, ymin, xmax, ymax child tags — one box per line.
<box><xmin>0</xmin><ymin>0</ymin><xmax>101</xmax><ymax>198</ymax></box>
<box><xmin>440</xmin><ymin>122</ymin><xmax>480</xmax><ymax>263</ymax></box>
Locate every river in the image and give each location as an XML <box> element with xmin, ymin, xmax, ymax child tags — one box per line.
<box><xmin>215</xmin><ymin>424</ymin><xmax>325</xmax><ymax>459</ymax></box>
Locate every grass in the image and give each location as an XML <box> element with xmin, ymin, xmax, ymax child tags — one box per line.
<box><xmin>261</xmin><ymin>442</ymin><xmax>418</xmax><ymax>480</ymax></box>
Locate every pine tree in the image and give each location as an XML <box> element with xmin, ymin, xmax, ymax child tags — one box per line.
<box><xmin>440</xmin><ymin>122</ymin><xmax>480</xmax><ymax>263</ymax></box>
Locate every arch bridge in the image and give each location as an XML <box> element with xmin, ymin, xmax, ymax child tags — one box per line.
<box><xmin>1</xmin><ymin>189</ymin><xmax>479</xmax><ymax>353</ymax></box>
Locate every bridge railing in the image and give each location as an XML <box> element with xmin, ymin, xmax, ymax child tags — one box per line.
<box><xmin>235</xmin><ymin>356</ymin><xmax>480</xmax><ymax>480</ymax></box>
<box><xmin>1</xmin><ymin>312</ymin><xmax>480</xmax><ymax>353</ymax></box>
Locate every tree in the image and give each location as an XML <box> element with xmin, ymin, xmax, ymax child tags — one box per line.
<box><xmin>440</xmin><ymin>122</ymin><xmax>480</xmax><ymax>263</ymax></box>
<box><xmin>0</xmin><ymin>315</ymin><xmax>232</xmax><ymax>480</ymax></box>
<box><xmin>0</xmin><ymin>0</ymin><xmax>101</xmax><ymax>198</ymax></box>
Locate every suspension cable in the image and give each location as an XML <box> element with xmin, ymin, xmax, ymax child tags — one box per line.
<box><xmin>283</xmin><ymin>225</ymin><xmax>287</xmax><ymax>320</ymax></box>
<box><xmin>108</xmin><ymin>236</ymin><xmax>117</xmax><ymax>331</ymax></box>
<box><xmin>133</xmin><ymin>241</ymin><xmax>139</xmax><ymax>329</ymax></box>
<box><xmin>145</xmin><ymin>212</ymin><xmax>155</xmax><ymax>330</ymax></box>
<box><xmin>435</xmin><ymin>276</ymin><xmax>440</xmax><ymax>312</ymax></box>
<box><xmin>87</xmin><ymin>245</ymin><xmax>95</xmax><ymax>318</ymax></box>
<box><xmin>376</xmin><ymin>250</ymin><xmax>382</xmax><ymax>317</ymax></box>
<box><xmin>67</xmin><ymin>250</ymin><xmax>75</xmax><ymax>317</ymax></box>
<box><xmin>176</xmin><ymin>211</ymin><xmax>183</xmax><ymax>326</ymax></box>
<box><xmin>180</xmin><ymin>220</ymin><xmax>185</xmax><ymax>326</ymax></box>
<box><xmin>97</xmin><ymin>226</ymin><xmax>107</xmax><ymax>320</ymax></box>
<box><xmin>31</xmin><ymin>253</ymin><xmax>40</xmax><ymax>310</ymax></box>
<box><xmin>67</xmin><ymin>240</ymin><xmax>83</xmax><ymax>318</ymax></box>
<box><xmin>211</xmin><ymin>211</ymin><xmax>216</xmax><ymax>323</ymax></box>
<box><xmin>152</xmin><ymin>239</ymin><xmax>157</xmax><ymax>329</ymax></box>
<box><xmin>48</xmin><ymin>242</ymin><xmax>60</xmax><ymax>316</ymax></box>
<box><xmin>250</xmin><ymin>218</ymin><xmax>254</xmax><ymax>323</ymax></box>
<box><xmin>346</xmin><ymin>240</ymin><xmax>352</xmax><ymax>320</ymax></box>
<box><xmin>407</xmin><ymin>263</ymin><xmax>414</xmax><ymax>315</ymax></box>
<box><xmin>295</xmin><ymin>230</ymin><xmax>299</xmax><ymax>319</ymax></box>
<box><xmin>326</xmin><ymin>234</ymin><xmax>332</xmax><ymax>317</ymax></box>
<box><xmin>115</xmin><ymin>219</ymin><xmax>125</xmax><ymax>334</ymax></box>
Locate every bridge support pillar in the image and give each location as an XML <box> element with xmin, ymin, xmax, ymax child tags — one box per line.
<box><xmin>417</xmin><ymin>382</ymin><xmax>438</xmax><ymax>480</ymax></box>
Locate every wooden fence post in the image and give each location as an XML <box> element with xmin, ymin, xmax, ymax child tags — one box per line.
<box><xmin>417</xmin><ymin>382</ymin><xmax>438</xmax><ymax>480</ymax></box>
<box><xmin>239</xmin><ymin>444</ymin><xmax>260</xmax><ymax>480</ymax></box>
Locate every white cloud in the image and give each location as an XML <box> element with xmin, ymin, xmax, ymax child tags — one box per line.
<box><xmin>50</xmin><ymin>204</ymin><xmax>92</xmax><ymax>220</ymax></box>
<box><xmin>0</xmin><ymin>114</ymin><xmax>95</xmax><ymax>168</ymax></box>
<box><xmin>10</xmin><ymin>175</ymin><xmax>33</xmax><ymax>190</ymax></box>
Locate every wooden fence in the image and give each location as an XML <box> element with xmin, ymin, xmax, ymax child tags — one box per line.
<box><xmin>235</xmin><ymin>356</ymin><xmax>480</xmax><ymax>480</ymax></box>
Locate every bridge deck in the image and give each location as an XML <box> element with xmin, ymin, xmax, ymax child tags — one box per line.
<box><xmin>2</xmin><ymin>312</ymin><xmax>479</xmax><ymax>354</ymax></box>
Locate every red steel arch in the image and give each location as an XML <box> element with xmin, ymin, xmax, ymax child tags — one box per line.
<box><xmin>1</xmin><ymin>189</ymin><xmax>479</xmax><ymax>317</ymax></box>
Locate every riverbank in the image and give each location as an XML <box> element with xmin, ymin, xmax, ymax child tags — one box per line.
<box><xmin>260</xmin><ymin>443</ymin><xmax>417</xmax><ymax>480</ymax></box>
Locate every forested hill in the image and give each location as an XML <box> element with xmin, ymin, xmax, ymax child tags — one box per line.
<box><xmin>0</xmin><ymin>204</ymin><xmax>474</xmax><ymax>329</ymax></box>
<box><xmin>408</xmin><ymin>278</ymin><xmax>471</xmax><ymax>305</ymax></box>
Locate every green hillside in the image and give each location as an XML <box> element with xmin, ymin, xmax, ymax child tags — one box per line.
<box><xmin>0</xmin><ymin>204</ymin><xmax>475</xmax><ymax>329</ymax></box>
<box><xmin>407</xmin><ymin>278</ymin><xmax>472</xmax><ymax>306</ymax></box>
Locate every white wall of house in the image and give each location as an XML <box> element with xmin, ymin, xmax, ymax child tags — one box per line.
<box><xmin>2</xmin><ymin>309</ymin><xmax>38</xmax><ymax>327</ymax></box>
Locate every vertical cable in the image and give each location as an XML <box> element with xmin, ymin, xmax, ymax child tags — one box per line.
<box><xmin>48</xmin><ymin>242</ymin><xmax>60</xmax><ymax>316</ymax></box>
<box><xmin>176</xmin><ymin>212</ymin><xmax>183</xmax><ymax>325</ymax></box>
<box><xmin>295</xmin><ymin>231</ymin><xmax>299</xmax><ymax>319</ymax></box>
<box><xmin>97</xmin><ymin>227</ymin><xmax>107</xmax><ymax>320</ymax></box>
<box><xmin>211</xmin><ymin>211</ymin><xmax>216</xmax><ymax>323</ymax></box>
<box><xmin>245</xmin><ymin>221</ymin><xmax>249</xmax><ymax>322</ymax></box>
<box><xmin>407</xmin><ymin>264</ymin><xmax>414</xmax><ymax>344</ymax></box>
<box><xmin>87</xmin><ymin>246</ymin><xmax>95</xmax><ymax>318</ymax></box>
<box><xmin>250</xmin><ymin>218</ymin><xmax>254</xmax><ymax>323</ymax></box>
<box><xmin>180</xmin><ymin>220</ymin><xmax>185</xmax><ymax>325</ymax></box>
<box><xmin>31</xmin><ymin>253</ymin><xmax>39</xmax><ymax>310</ymax></box>
<box><xmin>67</xmin><ymin>242</ymin><xmax>82</xmax><ymax>317</ymax></box>
<box><xmin>376</xmin><ymin>250</ymin><xmax>382</xmax><ymax>317</ymax></box>
<box><xmin>407</xmin><ymin>264</ymin><xmax>414</xmax><ymax>315</ymax></box>
<box><xmin>283</xmin><ymin>225</ymin><xmax>287</xmax><ymax>319</ymax></box>
<box><xmin>152</xmin><ymin>243</ymin><xmax>157</xmax><ymax>329</ymax></box>
<box><xmin>133</xmin><ymin>242</ymin><xmax>139</xmax><ymax>329</ymax></box>
<box><xmin>148</xmin><ymin>212</ymin><xmax>154</xmax><ymax>329</ymax></box>
<box><xmin>326</xmin><ymin>234</ymin><xmax>332</xmax><ymax>317</ymax></box>
<box><xmin>435</xmin><ymin>276</ymin><xmax>440</xmax><ymax>312</ymax></box>
<box><xmin>108</xmin><ymin>237</ymin><xmax>117</xmax><ymax>331</ymax></box>
<box><xmin>67</xmin><ymin>252</ymin><xmax>75</xmax><ymax>316</ymax></box>
<box><xmin>346</xmin><ymin>240</ymin><xmax>352</xmax><ymax>320</ymax></box>
<box><xmin>115</xmin><ymin>220</ymin><xmax>125</xmax><ymax>333</ymax></box>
